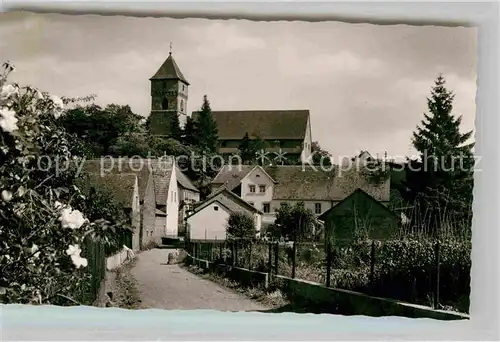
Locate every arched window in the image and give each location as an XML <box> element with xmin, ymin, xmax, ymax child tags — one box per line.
<box><xmin>180</xmin><ymin>100</ymin><xmax>184</xmax><ymax>112</ymax></box>
<box><xmin>162</xmin><ymin>98</ymin><xmax>169</xmax><ymax>110</ymax></box>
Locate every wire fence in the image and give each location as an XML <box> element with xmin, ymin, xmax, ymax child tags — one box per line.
<box><xmin>186</xmin><ymin>234</ymin><xmax>470</xmax><ymax>313</ymax></box>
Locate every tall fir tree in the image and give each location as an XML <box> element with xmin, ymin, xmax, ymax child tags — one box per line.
<box><xmin>195</xmin><ymin>95</ymin><xmax>219</xmax><ymax>153</ymax></box>
<box><xmin>182</xmin><ymin>116</ymin><xmax>197</xmax><ymax>146</ymax></box>
<box><xmin>402</xmin><ymin>74</ymin><xmax>474</xmax><ymax>233</ymax></box>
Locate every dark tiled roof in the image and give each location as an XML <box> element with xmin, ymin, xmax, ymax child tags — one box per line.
<box><xmin>83</xmin><ymin>157</ymin><xmax>175</xmax><ymax>202</ymax></box>
<box><xmin>263</xmin><ymin>165</ymin><xmax>336</xmax><ymax>201</ymax></box>
<box><xmin>191</xmin><ymin>110</ymin><xmax>309</xmax><ymax>140</ymax></box>
<box><xmin>176</xmin><ymin>166</ymin><xmax>199</xmax><ymax>192</ymax></box>
<box><xmin>85</xmin><ymin>173</ymin><xmax>136</xmax><ymax>208</ymax></box>
<box><xmin>318</xmin><ymin>188</ymin><xmax>398</xmax><ymax>221</ymax></box>
<box><xmin>83</xmin><ymin>158</ymin><xmax>151</xmax><ymax>201</ymax></box>
<box><xmin>153</xmin><ymin>169</ymin><xmax>173</xmax><ymax>205</ymax></box>
<box><xmin>150</xmin><ymin>53</ymin><xmax>189</xmax><ymax>85</ymax></box>
<box><xmin>210</xmin><ymin>164</ymin><xmax>391</xmax><ymax>203</ymax></box>
<box><xmin>211</xmin><ymin>165</ymin><xmax>254</xmax><ymax>190</ymax></box>
<box><xmin>189</xmin><ymin>187</ymin><xmax>262</xmax><ymax>219</ymax></box>
<box><xmin>331</xmin><ymin>166</ymin><xmax>390</xmax><ymax>202</ymax></box>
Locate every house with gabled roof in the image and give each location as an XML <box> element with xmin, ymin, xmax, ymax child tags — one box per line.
<box><xmin>318</xmin><ymin>188</ymin><xmax>400</xmax><ymax>241</ymax></box>
<box><xmin>211</xmin><ymin>164</ymin><xmax>391</xmax><ymax>230</ymax></box>
<box><xmin>185</xmin><ymin>187</ymin><xmax>263</xmax><ymax>241</ymax></box>
<box><xmin>83</xmin><ymin>157</ymin><xmax>199</xmax><ymax>246</ymax></box>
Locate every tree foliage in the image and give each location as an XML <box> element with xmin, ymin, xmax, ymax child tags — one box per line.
<box><xmin>310</xmin><ymin>141</ymin><xmax>332</xmax><ymax>166</ymax></box>
<box><xmin>273</xmin><ymin>202</ymin><xmax>319</xmax><ymax>241</ymax></box>
<box><xmin>194</xmin><ymin>95</ymin><xmax>218</xmax><ymax>153</ymax></box>
<box><xmin>400</xmin><ymin>75</ymin><xmax>474</xmax><ymax>234</ymax></box>
<box><xmin>226</xmin><ymin>212</ymin><xmax>256</xmax><ymax>240</ymax></box>
<box><xmin>58</xmin><ymin>103</ymin><xmax>143</xmax><ymax>157</ymax></box>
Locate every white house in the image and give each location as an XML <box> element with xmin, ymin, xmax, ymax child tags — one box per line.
<box><xmin>185</xmin><ymin>187</ymin><xmax>263</xmax><ymax>241</ymax></box>
<box><xmin>151</xmin><ymin>159</ymin><xmax>179</xmax><ymax>239</ymax></box>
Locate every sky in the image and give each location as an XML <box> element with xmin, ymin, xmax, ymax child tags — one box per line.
<box><xmin>0</xmin><ymin>11</ymin><xmax>477</xmax><ymax>161</ymax></box>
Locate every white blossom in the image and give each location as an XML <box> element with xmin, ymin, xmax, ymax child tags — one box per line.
<box><xmin>66</xmin><ymin>244</ymin><xmax>88</xmax><ymax>268</ymax></box>
<box><xmin>1</xmin><ymin>190</ymin><xmax>12</xmax><ymax>202</ymax></box>
<box><xmin>59</xmin><ymin>207</ymin><xmax>87</xmax><ymax>230</ymax></box>
<box><xmin>0</xmin><ymin>108</ymin><xmax>19</xmax><ymax>133</ymax></box>
<box><xmin>0</xmin><ymin>84</ymin><xmax>18</xmax><ymax>100</ymax></box>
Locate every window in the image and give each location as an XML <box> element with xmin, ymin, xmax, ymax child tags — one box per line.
<box><xmin>214</xmin><ymin>205</ymin><xmax>219</xmax><ymax>211</ymax></box>
<box><xmin>263</xmin><ymin>203</ymin><xmax>270</xmax><ymax>213</ymax></box>
<box><xmin>315</xmin><ymin>203</ymin><xmax>322</xmax><ymax>214</ymax></box>
<box><xmin>221</xmin><ymin>141</ymin><xmax>227</xmax><ymax>147</ymax></box>
<box><xmin>249</xmin><ymin>185</ymin><xmax>256</xmax><ymax>193</ymax></box>
<box><xmin>259</xmin><ymin>185</ymin><xmax>266</xmax><ymax>193</ymax></box>
<box><xmin>162</xmin><ymin>98</ymin><xmax>169</xmax><ymax>110</ymax></box>
<box><xmin>180</xmin><ymin>100</ymin><xmax>184</xmax><ymax>112</ymax></box>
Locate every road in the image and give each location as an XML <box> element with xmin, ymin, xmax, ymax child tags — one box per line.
<box><xmin>130</xmin><ymin>248</ymin><xmax>268</xmax><ymax>311</ymax></box>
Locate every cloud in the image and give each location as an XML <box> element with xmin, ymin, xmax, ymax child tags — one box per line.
<box><xmin>184</xmin><ymin>21</ymin><xmax>266</xmax><ymax>57</ymax></box>
<box><xmin>0</xmin><ymin>12</ymin><xmax>477</xmax><ymax>159</ymax></box>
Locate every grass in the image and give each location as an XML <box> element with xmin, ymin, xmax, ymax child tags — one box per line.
<box><xmin>107</xmin><ymin>258</ymin><xmax>143</xmax><ymax>309</ymax></box>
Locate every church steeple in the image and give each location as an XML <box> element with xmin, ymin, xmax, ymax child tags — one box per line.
<box><xmin>149</xmin><ymin>47</ymin><xmax>189</xmax><ymax>136</ymax></box>
<box><xmin>149</xmin><ymin>50</ymin><xmax>190</xmax><ymax>85</ymax></box>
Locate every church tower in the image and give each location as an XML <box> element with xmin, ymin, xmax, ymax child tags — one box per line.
<box><xmin>149</xmin><ymin>48</ymin><xmax>189</xmax><ymax>136</ymax></box>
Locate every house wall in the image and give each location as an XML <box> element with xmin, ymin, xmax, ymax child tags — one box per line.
<box><xmin>323</xmin><ymin>192</ymin><xmax>398</xmax><ymax>241</ymax></box>
<box><xmin>155</xmin><ymin>215</ymin><xmax>166</xmax><ymax>240</ymax></box>
<box><xmin>141</xmin><ymin>172</ymin><xmax>156</xmax><ymax>248</ymax></box>
<box><xmin>131</xmin><ymin>178</ymin><xmax>141</xmax><ymax>251</ymax></box>
<box><xmin>166</xmin><ymin>167</ymin><xmax>179</xmax><ymax>238</ymax></box>
<box><xmin>240</xmin><ymin>167</ymin><xmax>274</xmax><ymax>214</ymax></box>
<box><xmin>187</xmin><ymin>202</ymin><xmax>229</xmax><ymax>241</ymax></box>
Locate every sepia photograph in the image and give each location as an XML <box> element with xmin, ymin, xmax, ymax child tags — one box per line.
<box><xmin>0</xmin><ymin>11</ymin><xmax>476</xmax><ymax>320</ymax></box>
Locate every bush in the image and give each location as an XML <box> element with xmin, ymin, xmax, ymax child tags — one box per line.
<box><xmin>0</xmin><ymin>62</ymin><xmax>130</xmax><ymax>305</ymax></box>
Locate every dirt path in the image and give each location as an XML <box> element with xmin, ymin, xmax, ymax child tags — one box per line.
<box><xmin>130</xmin><ymin>248</ymin><xmax>268</xmax><ymax>311</ymax></box>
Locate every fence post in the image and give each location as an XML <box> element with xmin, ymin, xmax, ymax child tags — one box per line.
<box><xmin>434</xmin><ymin>240</ymin><xmax>440</xmax><ymax>309</ymax></box>
<box><xmin>274</xmin><ymin>242</ymin><xmax>279</xmax><ymax>275</ymax></box>
<box><xmin>325</xmin><ymin>239</ymin><xmax>332</xmax><ymax>288</ymax></box>
<box><xmin>291</xmin><ymin>239</ymin><xmax>297</xmax><ymax>279</ymax></box>
<box><xmin>248</xmin><ymin>240</ymin><xmax>253</xmax><ymax>270</ymax></box>
<box><xmin>268</xmin><ymin>241</ymin><xmax>273</xmax><ymax>274</ymax></box>
<box><xmin>369</xmin><ymin>240</ymin><xmax>375</xmax><ymax>288</ymax></box>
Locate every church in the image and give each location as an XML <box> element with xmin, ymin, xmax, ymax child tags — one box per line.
<box><xmin>148</xmin><ymin>51</ymin><xmax>313</xmax><ymax>164</ymax></box>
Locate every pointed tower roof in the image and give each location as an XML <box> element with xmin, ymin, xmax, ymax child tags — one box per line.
<box><xmin>150</xmin><ymin>52</ymin><xmax>189</xmax><ymax>85</ymax></box>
